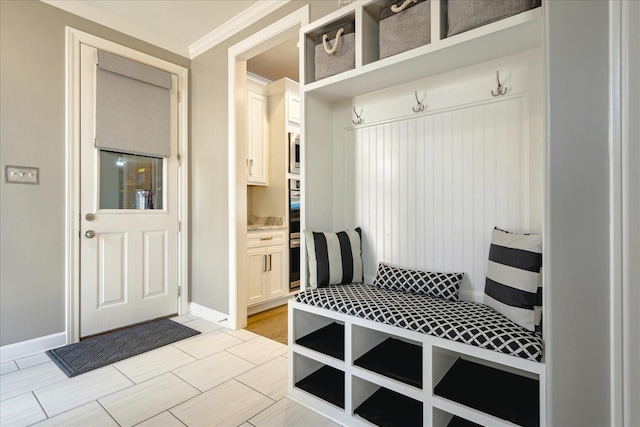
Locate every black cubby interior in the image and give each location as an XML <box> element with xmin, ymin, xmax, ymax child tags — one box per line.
<box><xmin>434</xmin><ymin>358</ymin><xmax>539</xmax><ymax>427</ymax></box>
<box><xmin>354</xmin><ymin>337</ymin><xmax>422</xmax><ymax>388</ymax></box>
<box><xmin>354</xmin><ymin>386</ymin><xmax>423</xmax><ymax>427</ymax></box>
<box><xmin>295</xmin><ymin>322</ymin><xmax>344</xmax><ymax>360</ymax></box>
<box><xmin>447</xmin><ymin>416</ymin><xmax>482</xmax><ymax>427</ymax></box>
<box><xmin>295</xmin><ymin>364</ymin><xmax>345</xmax><ymax>409</ymax></box>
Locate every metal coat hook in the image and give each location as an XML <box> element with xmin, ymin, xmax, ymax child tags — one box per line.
<box><xmin>352</xmin><ymin>107</ymin><xmax>364</xmax><ymax>125</ymax></box>
<box><xmin>413</xmin><ymin>91</ymin><xmax>426</xmax><ymax>112</ymax></box>
<box><xmin>491</xmin><ymin>71</ymin><xmax>507</xmax><ymax>96</ymax></box>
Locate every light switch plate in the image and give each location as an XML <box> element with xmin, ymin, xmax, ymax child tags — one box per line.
<box><xmin>5</xmin><ymin>166</ymin><xmax>39</xmax><ymax>184</ymax></box>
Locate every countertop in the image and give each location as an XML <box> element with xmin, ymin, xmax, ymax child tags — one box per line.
<box><xmin>247</xmin><ymin>224</ymin><xmax>288</xmax><ymax>231</ymax></box>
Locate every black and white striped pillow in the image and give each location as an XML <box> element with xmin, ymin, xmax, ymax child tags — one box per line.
<box><xmin>373</xmin><ymin>262</ymin><xmax>463</xmax><ymax>302</ymax></box>
<box><xmin>484</xmin><ymin>227</ymin><xmax>542</xmax><ymax>331</ymax></box>
<box><xmin>304</xmin><ymin>228</ymin><xmax>363</xmax><ymax>289</ymax></box>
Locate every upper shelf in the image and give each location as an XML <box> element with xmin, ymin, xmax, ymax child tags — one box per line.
<box><xmin>301</xmin><ymin>1</ymin><xmax>542</xmax><ymax>102</ymax></box>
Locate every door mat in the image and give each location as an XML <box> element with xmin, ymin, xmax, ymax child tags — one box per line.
<box><xmin>46</xmin><ymin>318</ymin><xmax>200</xmax><ymax>377</ymax></box>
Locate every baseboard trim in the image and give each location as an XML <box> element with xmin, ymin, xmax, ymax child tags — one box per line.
<box><xmin>0</xmin><ymin>332</ymin><xmax>67</xmax><ymax>363</ymax></box>
<box><xmin>189</xmin><ymin>302</ymin><xmax>229</xmax><ymax>327</ymax></box>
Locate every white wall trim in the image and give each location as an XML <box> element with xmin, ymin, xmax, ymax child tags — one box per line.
<box><xmin>0</xmin><ymin>333</ymin><xmax>66</xmax><ymax>363</ymax></box>
<box><xmin>189</xmin><ymin>302</ymin><xmax>229</xmax><ymax>326</ymax></box>
<box><xmin>65</xmin><ymin>27</ymin><xmax>190</xmax><ymax>344</ymax></box>
<box><xmin>228</xmin><ymin>6</ymin><xmax>309</xmax><ymax>330</ymax></box>
<box><xmin>190</xmin><ymin>0</ymin><xmax>292</xmax><ymax>58</ymax></box>
<box><xmin>609</xmin><ymin>2</ymin><xmax>624</xmax><ymax>425</ymax></box>
<box><xmin>43</xmin><ymin>0</ymin><xmax>189</xmax><ymax>57</ymax></box>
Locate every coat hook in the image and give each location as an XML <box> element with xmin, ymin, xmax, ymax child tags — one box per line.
<box><xmin>352</xmin><ymin>106</ymin><xmax>364</xmax><ymax>125</ymax></box>
<box><xmin>413</xmin><ymin>91</ymin><xmax>426</xmax><ymax>112</ymax></box>
<box><xmin>491</xmin><ymin>71</ymin><xmax>507</xmax><ymax>96</ymax></box>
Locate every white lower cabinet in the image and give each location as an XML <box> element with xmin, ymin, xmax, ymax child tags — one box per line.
<box><xmin>247</xmin><ymin>230</ymin><xmax>287</xmax><ymax>306</ymax></box>
<box><xmin>289</xmin><ymin>301</ymin><xmax>545</xmax><ymax>427</ymax></box>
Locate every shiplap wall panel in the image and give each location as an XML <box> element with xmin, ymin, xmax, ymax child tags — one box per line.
<box><xmin>344</xmin><ymin>96</ymin><xmax>529</xmax><ymax>299</ymax></box>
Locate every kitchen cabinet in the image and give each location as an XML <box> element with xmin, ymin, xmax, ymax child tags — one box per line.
<box><xmin>247</xmin><ymin>230</ymin><xmax>287</xmax><ymax>305</ymax></box>
<box><xmin>247</xmin><ymin>89</ymin><xmax>268</xmax><ymax>185</ymax></box>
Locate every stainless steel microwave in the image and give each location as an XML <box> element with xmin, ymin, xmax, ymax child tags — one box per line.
<box><xmin>289</xmin><ymin>132</ymin><xmax>300</xmax><ymax>174</ymax></box>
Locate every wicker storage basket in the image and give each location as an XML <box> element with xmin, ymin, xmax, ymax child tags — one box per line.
<box><xmin>447</xmin><ymin>0</ymin><xmax>538</xmax><ymax>37</ymax></box>
<box><xmin>314</xmin><ymin>21</ymin><xmax>356</xmax><ymax>81</ymax></box>
<box><xmin>380</xmin><ymin>0</ymin><xmax>431</xmax><ymax>59</ymax></box>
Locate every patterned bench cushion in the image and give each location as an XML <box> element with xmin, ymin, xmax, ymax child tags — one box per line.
<box><xmin>295</xmin><ymin>284</ymin><xmax>543</xmax><ymax>362</ymax></box>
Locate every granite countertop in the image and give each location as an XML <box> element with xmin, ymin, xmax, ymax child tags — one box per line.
<box><xmin>247</xmin><ymin>216</ymin><xmax>286</xmax><ymax>231</ymax></box>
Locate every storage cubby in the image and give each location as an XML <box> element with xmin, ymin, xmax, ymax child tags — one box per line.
<box><xmin>303</xmin><ymin>10</ymin><xmax>357</xmax><ymax>85</ymax></box>
<box><xmin>294</xmin><ymin>353</ymin><xmax>345</xmax><ymax>409</ymax></box>
<box><xmin>296</xmin><ymin>321</ymin><xmax>345</xmax><ymax>360</ymax></box>
<box><xmin>293</xmin><ymin>308</ymin><xmax>345</xmax><ymax>360</ymax></box>
<box><xmin>433</xmin><ymin>355</ymin><xmax>540</xmax><ymax>427</ymax></box>
<box><xmin>353</xmin><ymin>325</ymin><xmax>422</xmax><ymax>388</ymax></box>
<box><xmin>353</xmin><ymin>377</ymin><xmax>423</xmax><ymax>427</ymax></box>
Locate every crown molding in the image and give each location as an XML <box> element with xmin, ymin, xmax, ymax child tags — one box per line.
<box><xmin>42</xmin><ymin>0</ymin><xmax>190</xmax><ymax>57</ymax></box>
<box><xmin>189</xmin><ymin>0</ymin><xmax>291</xmax><ymax>58</ymax></box>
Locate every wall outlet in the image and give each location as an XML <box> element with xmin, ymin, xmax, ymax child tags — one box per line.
<box><xmin>5</xmin><ymin>166</ymin><xmax>39</xmax><ymax>184</ymax></box>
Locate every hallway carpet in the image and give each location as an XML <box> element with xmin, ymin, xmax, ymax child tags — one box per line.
<box><xmin>246</xmin><ymin>304</ymin><xmax>288</xmax><ymax>344</ymax></box>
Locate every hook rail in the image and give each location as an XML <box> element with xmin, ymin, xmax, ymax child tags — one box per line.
<box><xmin>352</xmin><ymin>107</ymin><xmax>364</xmax><ymax>125</ymax></box>
<box><xmin>413</xmin><ymin>91</ymin><xmax>426</xmax><ymax>112</ymax></box>
<box><xmin>491</xmin><ymin>71</ymin><xmax>507</xmax><ymax>96</ymax></box>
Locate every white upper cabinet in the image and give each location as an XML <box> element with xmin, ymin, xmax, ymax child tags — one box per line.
<box><xmin>287</xmin><ymin>93</ymin><xmax>301</xmax><ymax>124</ymax></box>
<box><xmin>247</xmin><ymin>89</ymin><xmax>268</xmax><ymax>185</ymax></box>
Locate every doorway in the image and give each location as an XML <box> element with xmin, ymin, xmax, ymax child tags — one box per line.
<box><xmin>227</xmin><ymin>7</ymin><xmax>308</xmax><ymax>330</ymax></box>
<box><xmin>66</xmin><ymin>28</ymin><xmax>189</xmax><ymax>343</ymax></box>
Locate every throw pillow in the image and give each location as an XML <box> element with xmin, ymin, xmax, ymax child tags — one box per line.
<box><xmin>373</xmin><ymin>262</ymin><xmax>463</xmax><ymax>302</ymax></box>
<box><xmin>484</xmin><ymin>227</ymin><xmax>542</xmax><ymax>331</ymax></box>
<box><xmin>304</xmin><ymin>228</ymin><xmax>364</xmax><ymax>289</ymax></box>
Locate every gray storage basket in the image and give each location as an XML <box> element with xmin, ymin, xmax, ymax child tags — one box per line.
<box><xmin>314</xmin><ymin>21</ymin><xmax>356</xmax><ymax>81</ymax></box>
<box><xmin>380</xmin><ymin>0</ymin><xmax>431</xmax><ymax>60</ymax></box>
<box><xmin>447</xmin><ymin>0</ymin><xmax>539</xmax><ymax>37</ymax></box>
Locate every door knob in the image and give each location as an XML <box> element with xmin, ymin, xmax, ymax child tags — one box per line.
<box><xmin>85</xmin><ymin>213</ymin><xmax>95</xmax><ymax>221</ymax></box>
<box><xmin>85</xmin><ymin>230</ymin><xmax>96</xmax><ymax>239</ymax></box>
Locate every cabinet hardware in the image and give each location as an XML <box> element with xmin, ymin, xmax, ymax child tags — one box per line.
<box><xmin>263</xmin><ymin>254</ymin><xmax>267</xmax><ymax>272</ymax></box>
<box><xmin>269</xmin><ymin>254</ymin><xmax>272</xmax><ymax>271</ymax></box>
<box><xmin>260</xmin><ymin>237</ymin><xmax>273</xmax><ymax>241</ymax></box>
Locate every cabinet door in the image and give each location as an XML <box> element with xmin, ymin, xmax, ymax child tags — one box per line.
<box><xmin>247</xmin><ymin>90</ymin><xmax>268</xmax><ymax>185</ymax></box>
<box><xmin>248</xmin><ymin>248</ymin><xmax>267</xmax><ymax>304</ymax></box>
<box><xmin>287</xmin><ymin>94</ymin><xmax>301</xmax><ymax>124</ymax></box>
<box><xmin>266</xmin><ymin>245</ymin><xmax>287</xmax><ymax>299</ymax></box>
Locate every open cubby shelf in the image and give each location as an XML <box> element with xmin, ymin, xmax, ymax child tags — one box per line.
<box><xmin>295</xmin><ymin>321</ymin><xmax>345</xmax><ymax>360</ymax></box>
<box><xmin>295</xmin><ymin>364</ymin><xmax>345</xmax><ymax>409</ymax></box>
<box><xmin>355</xmin><ymin>386</ymin><xmax>423</xmax><ymax>427</ymax></box>
<box><xmin>354</xmin><ymin>337</ymin><xmax>422</xmax><ymax>388</ymax></box>
<box><xmin>434</xmin><ymin>358</ymin><xmax>540</xmax><ymax>427</ymax></box>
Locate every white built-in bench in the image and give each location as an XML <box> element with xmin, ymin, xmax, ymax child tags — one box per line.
<box><xmin>288</xmin><ymin>284</ymin><xmax>545</xmax><ymax>427</ymax></box>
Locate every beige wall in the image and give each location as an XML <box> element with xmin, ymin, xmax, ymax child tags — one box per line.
<box><xmin>0</xmin><ymin>0</ymin><xmax>189</xmax><ymax>346</ymax></box>
<box><xmin>189</xmin><ymin>1</ymin><xmax>336</xmax><ymax>313</ymax></box>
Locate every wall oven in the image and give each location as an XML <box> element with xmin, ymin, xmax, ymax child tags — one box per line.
<box><xmin>289</xmin><ymin>132</ymin><xmax>300</xmax><ymax>174</ymax></box>
<box><xmin>289</xmin><ymin>179</ymin><xmax>300</xmax><ymax>291</ymax></box>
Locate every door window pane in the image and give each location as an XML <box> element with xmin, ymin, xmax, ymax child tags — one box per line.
<box><xmin>100</xmin><ymin>151</ymin><xmax>164</xmax><ymax>209</ymax></box>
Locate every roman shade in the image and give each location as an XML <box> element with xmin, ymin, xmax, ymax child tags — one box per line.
<box><xmin>96</xmin><ymin>50</ymin><xmax>172</xmax><ymax>158</ymax></box>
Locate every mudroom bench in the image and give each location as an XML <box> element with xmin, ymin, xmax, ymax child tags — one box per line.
<box><xmin>288</xmin><ymin>284</ymin><xmax>545</xmax><ymax>427</ymax></box>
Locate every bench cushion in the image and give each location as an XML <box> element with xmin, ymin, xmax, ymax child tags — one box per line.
<box><xmin>295</xmin><ymin>284</ymin><xmax>543</xmax><ymax>362</ymax></box>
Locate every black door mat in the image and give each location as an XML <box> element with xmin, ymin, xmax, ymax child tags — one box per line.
<box><xmin>354</xmin><ymin>337</ymin><xmax>422</xmax><ymax>388</ymax></box>
<box><xmin>354</xmin><ymin>387</ymin><xmax>423</xmax><ymax>427</ymax></box>
<box><xmin>46</xmin><ymin>318</ymin><xmax>200</xmax><ymax>377</ymax></box>
<box><xmin>295</xmin><ymin>322</ymin><xmax>345</xmax><ymax>360</ymax></box>
<box><xmin>434</xmin><ymin>358</ymin><xmax>539</xmax><ymax>427</ymax></box>
<box><xmin>295</xmin><ymin>364</ymin><xmax>345</xmax><ymax>409</ymax></box>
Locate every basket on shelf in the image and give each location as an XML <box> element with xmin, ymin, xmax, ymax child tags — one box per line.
<box><xmin>380</xmin><ymin>0</ymin><xmax>431</xmax><ymax>60</ymax></box>
<box><xmin>314</xmin><ymin>20</ymin><xmax>355</xmax><ymax>81</ymax></box>
<box><xmin>447</xmin><ymin>0</ymin><xmax>540</xmax><ymax>37</ymax></box>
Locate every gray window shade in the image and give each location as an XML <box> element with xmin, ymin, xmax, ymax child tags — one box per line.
<box><xmin>96</xmin><ymin>50</ymin><xmax>172</xmax><ymax>158</ymax></box>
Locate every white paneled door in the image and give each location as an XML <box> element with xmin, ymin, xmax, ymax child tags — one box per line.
<box><xmin>79</xmin><ymin>44</ymin><xmax>179</xmax><ymax>337</ymax></box>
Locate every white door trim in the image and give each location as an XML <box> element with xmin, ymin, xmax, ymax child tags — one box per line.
<box><xmin>227</xmin><ymin>6</ymin><xmax>308</xmax><ymax>329</ymax></box>
<box><xmin>65</xmin><ymin>27</ymin><xmax>189</xmax><ymax>344</ymax></box>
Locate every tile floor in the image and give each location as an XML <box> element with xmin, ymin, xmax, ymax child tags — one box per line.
<box><xmin>0</xmin><ymin>315</ymin><xmax>341</xmax><ymax>427</ymax></box>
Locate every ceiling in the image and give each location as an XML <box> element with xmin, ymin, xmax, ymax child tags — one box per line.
<box><xmin>247</xmin><ymin>37</ymin><xmax>299</xmax><ymax>82</ymax></box>
<box><xmin>42</xmin><ymin>0</ymin><xmax>294</xmax><ymax>59</ymax></box>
